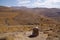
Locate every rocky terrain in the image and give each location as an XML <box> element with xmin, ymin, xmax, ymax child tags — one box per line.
<box><xmin>0</xmin><ymin>6</ymin><xmax>60</xmax><ymax>40</ymax></box>
<box><xmin>0</xmin><ymin>25</ymin><xmax>48</xmax><ymax>40</ymax></box>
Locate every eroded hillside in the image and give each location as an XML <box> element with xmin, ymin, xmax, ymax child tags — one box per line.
<box><xmin>0</xmin><ymin>7</ymin><xmax>60</xmax><ymax>25</ymax></box>
<box><xmin>0</xmin><ymin>6</ymin><xmax>60</xmax><ymax>40</ymax></box>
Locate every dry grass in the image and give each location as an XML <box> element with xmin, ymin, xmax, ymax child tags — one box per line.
<box><xmin>0</xmin><ymin>6</ymin><xmax>60</xmax><ymax>40</ymax></box>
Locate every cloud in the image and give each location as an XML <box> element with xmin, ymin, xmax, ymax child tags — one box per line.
<box><xmin>17</xmin><ymin>0</ymin><xmax>60</xmax><ymax>8</ymax></box>
<box><xmin>17</xmin><ymin>0</ymin><xmax>31</xmax><ymax>4</ymax></box>
<box><xmin>17</xmin><ymin>0</ymin><xmax>31</xmax><ymax>7</ymax></box>
<box><xmin>33</xmin><ymin>0</ymin><xmax>60</xmax><ymax>8</ymax></box>
<box><xmin>45</xmin><ymin>0</ymin><xmax>60</xmax><ymax>8</ymax></box>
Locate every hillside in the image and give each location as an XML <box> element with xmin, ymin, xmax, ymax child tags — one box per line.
<box><xmin>0</xmin><ymin>6</ymin><xmax>60</xmax><ymax>25</ymax></box>
<box><xmin>0</xmin><ymin>6</ymin><xmax>60</xmax><ymax>40</ymax></box>
<box><xmin>33</xmin><ymin>8</ymin><xmax>60</xmax><ymax>22</ymax></box>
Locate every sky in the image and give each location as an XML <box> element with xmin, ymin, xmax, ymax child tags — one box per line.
<box><xmin>0</xmin><ymin>0</ymin><xmax>60</xmax><ymax>8</ymax></box>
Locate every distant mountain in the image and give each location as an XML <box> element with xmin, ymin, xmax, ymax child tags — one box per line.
<box><xmin>33</xmin><ymin>8</ymin><xmax>60</xmax><ymax>22</ymax></box>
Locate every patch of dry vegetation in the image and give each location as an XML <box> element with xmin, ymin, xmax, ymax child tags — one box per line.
<box><xmin>0</xmin><ymin>6</ymin><xmax>60</xmax><ymax>40</ymax></box>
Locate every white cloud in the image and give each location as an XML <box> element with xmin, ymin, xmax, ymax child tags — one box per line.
<box><xmin>17</xmin><ymin>0</ymin><xmax>31</xmax><ymax>7</ymax></box>
<box><xmin>17</xmin><ymin>0</ymin><xmax>60</xmax><ymax>8</ymax></box>
<box><xmin>44</xmin><ymin>0</ymin><xmax>60</xmax><ymax>8</ymax></box>
<box><xmin>18</xmin><ymin>1</ymin><xmax>30</xmax><ymax>4</ymax></box>
<box><xmin>33</xmin><ymin>0</ymin><xmax>60</xmax><ymax>8</ymax></box>
<box><xmin>17</xmin><ymin>0</ymin><xmax>31</xmax><ymax>4</ymax></box>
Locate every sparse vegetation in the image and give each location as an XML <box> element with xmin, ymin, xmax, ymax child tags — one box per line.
<box><xmin>0</xmin><ymin>6</ymin><xmax>60</xmax><ymax>40</ymax></box>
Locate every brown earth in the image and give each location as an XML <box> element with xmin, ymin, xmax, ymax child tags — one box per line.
<box><xmin>0</xmin><ymin>6</ymin><xmax>60</xmax><ymax>40</ymax></box>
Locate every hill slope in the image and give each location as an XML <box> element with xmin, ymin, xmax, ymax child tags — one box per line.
<box><xmin>0</xmin><ymin>6</ymin><xmax>60</xmax><ymax>25</ymax></box>
<box><xmin>0</xmin><ymin>6</ymin><xmax>60</xmax><ymax>40</ymax></box>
